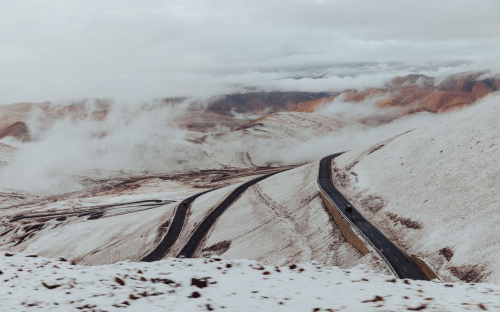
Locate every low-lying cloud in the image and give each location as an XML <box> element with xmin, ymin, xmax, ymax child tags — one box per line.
<box><xmin>0</xmin><ymin>91</ymin><xmax>453</xmax><ymax>193</ymax></box>
<box><xmin>0</xmin><ymin>99</ymin><xmax>214</xmax><ymax>192</ymax></box>
<box><xmin>1</xmin><ymin>0</ymin><xmax>499</xmax><ymax>104</ymax></box>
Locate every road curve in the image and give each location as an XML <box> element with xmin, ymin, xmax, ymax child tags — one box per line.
<box><xmin>176</xmin><ymin>169</ymin><xmax>288</xmax><ymax>258</ymax></box>
<box><xmin>318</xmin><ymin>153</ymin><xmax>426</xmax><ymax>280</ymax></box>
<box><xmin>141</xmin><ymin>190</ymin><xmax>214</xmax><ymax>262</ymax></box>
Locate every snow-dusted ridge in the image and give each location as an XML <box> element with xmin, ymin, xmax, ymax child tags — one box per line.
<box><xmin>2</xmin><ymin>93</ymin><xmax>500</xmax><ymax>312</ymax></box>
<box><xmin>333</xmin><ymin>93</ymin><xmax>500</xmax><ymax>283</ymax></box>
<box><xmin>193</xmin><ymin>162</ymin><xmax>374</xmax><ymax>269</ymax></box>
<box><xmin>1</xmin><ymin>252</ymin><xmax>499</xmax><ymax>312</ymax></box>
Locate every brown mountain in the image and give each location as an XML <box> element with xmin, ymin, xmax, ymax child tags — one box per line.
<box><xmin>294</xmin><ymin>72</ymin><xmax>499</xmax><ymax>115</ymax></box>
<box><xmin>0</xmin><ymin>72</ymin><xmax>498</xmax><ymax>142</ymax></box>
<box><xmin>206</xmin><ymin>91</ymin><xmax>330</xmax><ymax>115</ymax></box>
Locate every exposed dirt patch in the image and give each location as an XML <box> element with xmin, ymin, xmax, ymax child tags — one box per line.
<box><xmin>0</xmin><ymin>227</ymin><xmax>14</xmax><ymax>237</ymax></box>
<box><xmin>237</xmin><ymin>122</ymin><xmax>264</xmax><ymax>131</ymax></box>
<box><xmin>332</xmin><ymin>166</ymin><xmax>352</xmax><ymax>189</ymax></box>
<box><xmin>14</xmin><ymin>223</ymin><xmax>46</xmax><ymax>246</ymax></box>
<box><xmin>449</xmin><ymin>264</ymin><xmax>490</xmax><ymax>283</ymax></box>
<box><xmin>201</xmin><ymin>240</ymin><xmax>231</xmax><ymax>256</ymax></box>
<box><xmin>87</xmin><ymin>212</ymin><xmax>104</xmax><ymax>220</ymax></box>
<box><xmin>367</xmin><ymin>143</ymin><xmax>385</xmax><ymax>156</ymax></box>
<box><xmin>22</xmin><ymin>223</ymin><xmax>45</xmax><ymax>233</ymax></box>
<box><xmin>385</xmin><ymin>212</ymin><xmax>422</xmax><ymax>229</ymax></box>
<box><xmin>300</xmin><ymin>192</ymin><xmax>319</xmax><ymax>207</ymax></box>
<box><xmin>344</xmin><ymin>160</ymin><xmax>360</xmax><ymax>173</ymax></box>
<box><xmin>362</xmin><ymin>295</ymin><xmax>384</xmax><ymax>303</ymax></box>
<box><xmin>154</xmin><ymin>220</ymin><xmax>171</xmax><ymax>245</ymax></box>
<box><xmin>360</xmin><ymin>195</ymin><xmax>386</xmax><ymax>212</ymax></box>
<box><xmin>0</xmin><ymin>121</ymin><xmax>31</xmax><ymax>142</ymax></box>
<box><xmin>439</xmin><ymin>247</ymin><xmax>454</xmax><ymax>261</ymax></box>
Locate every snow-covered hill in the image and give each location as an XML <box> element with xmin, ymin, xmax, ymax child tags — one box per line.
<box><xmin>195</xmin><ymin>163</ymin><xmax>374</xmax><ymax>269</ymax></box>
<box><xmin>0</xmin><ymin>107</ymin><xmax>371</xmax><ymax>268</ymax></box>
<box><xmin>202</xmin><ymin>112</ymin><xmax>367</xmax><ymax>167</ymax></box>
<box><xmin>333</xmin><ymin>93</ymin><xmax>500</xmax><ymax>283</ymax></box>
<box><xmin>0</xmin><ymin>163</ymin><xmax>375</xmax><ymax>271</ymax></box>
<box><xmin>2</xmin><ymin>252</ymin><xmax>499</xmax><ymax>312</ymax></box>
<box><xmin>2</xmin><ymin>90</ymin><xmax>500</xmax><ymax>304</ymax></box>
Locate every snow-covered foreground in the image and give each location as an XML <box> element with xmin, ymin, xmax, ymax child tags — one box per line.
<box><xmin>2</xmin><ymin>253</ymin><xmax>499</xmax><ymax>312</ymax></box>
<box><xmin>333</xmin><ymin>93</ymin><xmax>500</xmax><ymax>283</ymax></box>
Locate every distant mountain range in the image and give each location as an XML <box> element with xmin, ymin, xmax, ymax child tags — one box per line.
<box><xmin>1</xmin><ymin>71</ymin><xmax>498</xmax><ymax>142</ymax></box>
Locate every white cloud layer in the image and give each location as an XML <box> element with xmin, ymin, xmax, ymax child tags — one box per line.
<box><xmin>0</xmin><ymin>95</ymin><xmax>443</xmax><ymax>192</ymax></box>
<box><xmin>1</xmin><ymin>0</ymin><xmax>500</xmax><ymax>103</ymax></box>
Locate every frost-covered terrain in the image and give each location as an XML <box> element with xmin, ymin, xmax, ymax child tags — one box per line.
<box><xmin>2</xmin><ymin>91</ymin><xmax>500</xmax><ymax>311</ymax></box>
<box><xmin>333</xmin><ymin>93</ymin><xmax>500</xmax><ymax>283</ymax></box>
<box><xmin>0</xmin><ymin>178</ymin><xmax>197</xmax><ymax>264</ymax></box>
<box><xmin>2</xmin><ymin>253</ymin><xmax>499</xmax><ymax>312</ymax></box>
<box><xmin>0</xmin><ymin>163</ymin><xmax>374</xmax><ymax>271</ymax></box>
<box><xmin>0</xmin><ymin>169</ymin><xmax>290</xmax><ymax>265</ymax></box>
<box><xmin>196</xmin><ymin>163</ymin><xmax>377</xmax><ymax>269</ymax></box>
<box><xmin>0</xmin><ymin>110</ymin><xmax>371</xmax><ymax>268</ymax></box>
<box><xmin>202</xmin><ymin>112</ymin><xmax>368</xmax><ymax>167</ymax></box>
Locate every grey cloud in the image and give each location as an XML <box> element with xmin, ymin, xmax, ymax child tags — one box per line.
<box><xmin>0</xmin><ymin>0</ymin><xmax>499</xmax><ymax>103</ymax></box>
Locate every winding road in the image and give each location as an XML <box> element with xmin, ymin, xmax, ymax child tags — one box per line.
<box><xmin>318</xmin><ymin>153</ymin><xmax>426</xmax><ymax>280</ymax></box>
<box><xmin>176</xmin><ymin>169</ymin><xmax>288</xmax><ymax>258</ymax></box>
<box><xmin>141</xmin><ymin>190</ymin><xmax>215</xmax><ymax>262</ymax></box>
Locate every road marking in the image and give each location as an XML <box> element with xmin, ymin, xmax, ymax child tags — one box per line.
<box><xmin>370</xmin><ymin>233</ymin><xmax>374</xmax><ymax>237</ymax></box>
<box><xmin>378</xmin><ymin>240</ymin><xmax>382</xmax><ymax>244</ymax></box>
<box><xmin>386</xmin><ymin>248</ymin><xmax>390</xmax><ymax>253</ymax></box>
<box><xmin>403</xmin><ymin>266</ymin><xmax>408</xmax><ymax>272</ymax></box>
<box><xmin>394</xmin><ymin>256</ymin><xmax>399</xmax><ymax>262</ymax></box>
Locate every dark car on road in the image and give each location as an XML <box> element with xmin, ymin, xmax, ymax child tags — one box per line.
<box><xmin>345</xmin><ymin>204</ymin><xmax>353</xmax><ymax>212</ymax></box>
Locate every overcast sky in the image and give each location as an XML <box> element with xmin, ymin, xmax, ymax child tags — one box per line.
<box><xmin>1</xmin><ymin>0</ymin><xmax>500</xmax><ymax>104</ymax></box>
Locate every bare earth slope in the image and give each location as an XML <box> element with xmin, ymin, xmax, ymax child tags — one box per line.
<box><xmin>333</xmin><ymin>93</ymin><xmax>500</xmax><ymax>283</ymax></box>
<box><xmin>295</xmin><ymin>73</ymin><xmax>500</xmax><ymax>116</ymax></box>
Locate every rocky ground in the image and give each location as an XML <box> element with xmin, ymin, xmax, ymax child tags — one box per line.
<box><xmin>2</xmin><ymin>252</ymin><xmax>499</xmax><ymax>312</ymax></box>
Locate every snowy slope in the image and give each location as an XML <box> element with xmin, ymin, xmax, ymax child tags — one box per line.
<box><xmin>333</xmin><ymin>93</ymin><xmax>500</xmax><ymax>283</ymax></box>
<box><xmin>0</xmin><ymin>142</ymin><xmax>15</xmax><ymax>167</ymax></box>
<box><xmin>196</xmin><ymin>163</ymin><xmax>379</xmax><ymax>270</ymax></box>
<box><xmin>0</xmin><ymin>179</ymin><xmax>206</xmax><ymax>265</ymax></box>
<box><xmin>2</xmin><ymin>252</ymin><xmax>499</xmax><ymax>312</ymax></box>
<box><xmin>162</xmin><ymin>182</ymin><xmax>244</xmax><ymax>257</ymax></box>
<box><xmin>203</xmin><ymin>112</ymin><xmax>368</xmax><ymax>167</ymax></box>
<box><xmin>2</xmin><ymin>169</ymin><xmax>307</xmax><ymax>266</ymax></box>
<box><xmin>1</xmin><ymin>163</ymin><xmax>375</xmax><ymax>271</ymax></box>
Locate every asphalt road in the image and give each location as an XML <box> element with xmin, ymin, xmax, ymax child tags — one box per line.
<box><xmin>141</xmin><ymin>190</ymin><xmax>214</xmax><ymax>262</ymax></box>
<box><xmin>318</xmin><ymin>153</ymin><xmax>426</xmax><ymax>280</ymax></box>
<box><xmin>176</xmin><ymin>169</ymin><xmax>288</xmax><ymax>258</ymax></box>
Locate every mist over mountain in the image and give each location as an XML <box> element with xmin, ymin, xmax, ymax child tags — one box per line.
<box><xmin>2</xmin><ymin>1</ymin><xmax>500</xmax><ymax>311</ymax></box>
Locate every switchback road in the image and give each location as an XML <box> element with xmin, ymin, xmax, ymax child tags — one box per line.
<box><xmin>141</xmin><ymin>190</ymin><xmax>214</xmax><ymax>262</ymax></box>
<box><xmin>318</xmin><ymin>153</ymin><xmax>426</xmax><ymax>280</ymax></box>
<box><xmin>177</xmin><ymin>169</ymin><xmax>288</xmax><ymax>258</ymax></box>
